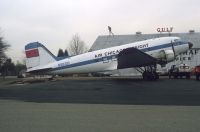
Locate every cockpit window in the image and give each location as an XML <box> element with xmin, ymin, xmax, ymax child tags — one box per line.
<box><xmin>173</xmin><ymin>39</ymin><xmax>187</xmax><ymax>45</ymax></box>
<box><xmin>174</xmin><ymin>39</ymin><xmax>179</xmax><ymax>42</ymax></box>
<box><xmin>173</xmin><ymin>39</ymin><xmax>181</xmax><ymax>45</ymax></box>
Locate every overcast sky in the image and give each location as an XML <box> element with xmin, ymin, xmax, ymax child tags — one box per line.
<box><xmin>0</xmin><ymin>0</ymin><xmax>200</xmax><ymax>62</ymax></box>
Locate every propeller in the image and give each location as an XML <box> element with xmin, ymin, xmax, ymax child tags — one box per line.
<box><xmin>171</xmin><ymin>41</ymin><xmax>176</xmax><ymax>59</ymax></box>
<box><xmin>188</xmin><ymin>42</ymin><xmax>194</xmax><ymax>61</ymax></box>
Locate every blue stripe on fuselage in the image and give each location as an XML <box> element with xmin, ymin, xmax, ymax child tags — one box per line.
<box><xmin>50</xmin><ymin>42</ymin><xmax>188</xmax><ymax>71</ymax></box>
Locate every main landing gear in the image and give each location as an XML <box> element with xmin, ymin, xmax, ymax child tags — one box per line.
<box><xmin>142</xmin><ymin>65</ymin><xmax>159</xmax><ymax>81</ymax></box>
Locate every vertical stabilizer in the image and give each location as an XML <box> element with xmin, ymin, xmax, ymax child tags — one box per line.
<box><xmin>25</xmin><ymin>42</ymin><xmax>56</xmax><ymax>69</ymax></box>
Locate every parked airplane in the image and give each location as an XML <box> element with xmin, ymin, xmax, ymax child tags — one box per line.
<box><xmin>25</xmin><ymin>37</ymin><xmax>193</xmax><ymax>80</ymax></box>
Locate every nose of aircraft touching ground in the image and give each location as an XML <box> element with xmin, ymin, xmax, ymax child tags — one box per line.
<box><xmin>188</xmin><ymin>42</ymin><xmax>193</xmax><ymax>49</ymax></box>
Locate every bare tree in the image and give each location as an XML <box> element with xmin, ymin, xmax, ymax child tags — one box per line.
<box><xmin>68</xmin><ymin>34</ymin><xmax>88</xmax><ymax>55</ymax></box>
<box><xmin>0</xmin><ymin>37</ymin><xmax>9</xmax><ymax>57</ymax></box>
<box><xmin>0</xmin><ymin>34</ymin><xmax>9</xmax><ymax>66</ymax></box>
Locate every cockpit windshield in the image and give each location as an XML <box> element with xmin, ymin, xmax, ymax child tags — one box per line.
<box><xmin>173</xmin><ymin>39</ymin><xmax>187</xmax><ymax>46</ymax></box>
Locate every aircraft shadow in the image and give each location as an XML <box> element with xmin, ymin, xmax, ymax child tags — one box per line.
<box><xmin>0</xmin><ymin>78</ymin><xmax>200</xmax><ymax>106</ymax></box>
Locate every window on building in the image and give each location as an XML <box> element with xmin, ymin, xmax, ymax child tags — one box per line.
<box><xmin>176</xmin><ymin>57</ymin><xmax>179</xmax><ymax>61</ymax></box>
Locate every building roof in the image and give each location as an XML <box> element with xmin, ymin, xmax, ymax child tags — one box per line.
<box><xmin>90</xmin><ymin>32</ymin><xmax>200</xmax><ymax>51</ymax></box>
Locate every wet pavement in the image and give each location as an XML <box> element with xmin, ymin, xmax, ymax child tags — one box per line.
<box><xmin>0</xmin><ymin>77</ymin><xmax>200</xmax><ymax>132</ymax></box>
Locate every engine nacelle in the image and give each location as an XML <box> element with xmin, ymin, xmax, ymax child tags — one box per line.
<box><xmin>164</xmin><ymin>50</ymin><xmax>175</xmax><ymax>62</ymax></box>
<box><xmin>159</xmin><ymin>50</ymin><xmax>175</xmax><ymax>63</ymax></box>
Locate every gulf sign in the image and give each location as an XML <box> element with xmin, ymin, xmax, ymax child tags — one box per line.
<box><xmin>157</xmin><ymin>27</ymin><xmax>173</xmax><ymax>33</ymax></box>
<box><xmin>26</xmin><ymin>49</ymin><xmax>39</xmax><ymax>58</ymax></box>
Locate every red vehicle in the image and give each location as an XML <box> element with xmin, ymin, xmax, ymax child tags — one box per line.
<box><xmin>194</xmin><ymin>65</ymin><xmax>200</xmax><ymax>80</ymax></box>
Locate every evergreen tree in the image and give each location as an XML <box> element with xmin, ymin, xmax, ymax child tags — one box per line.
<box><xmin>57</xmin><ymin>48</ymin><xmax>64</xmax><ymax>57</ymax></box>
<box><xmin>64</xmin><ymin>49</ymin><xmax>69</xmax><ymax>57</ymax></box>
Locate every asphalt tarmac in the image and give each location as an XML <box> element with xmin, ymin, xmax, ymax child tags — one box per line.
<box><xmin>0</xmin><ymin>77</ymin><xmax>200</xmax><ymax>132</ymax></box>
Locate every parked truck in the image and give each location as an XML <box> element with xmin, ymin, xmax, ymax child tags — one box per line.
<box><xmin>169</xmin><ymin>64</ymin><xmax>191</xmax><ymax>79</ymax></box>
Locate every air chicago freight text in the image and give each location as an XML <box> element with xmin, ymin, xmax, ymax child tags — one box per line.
<box><xmin>94</xmin><ymin>43</ymin><xmax>148</xmax><ymax>58</ymax></box>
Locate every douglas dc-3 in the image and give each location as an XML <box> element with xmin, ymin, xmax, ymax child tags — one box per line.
<box><xmin>25</xmin><ymin>37</ymin><xmax>193</xmax><ymax>80</ymax></box>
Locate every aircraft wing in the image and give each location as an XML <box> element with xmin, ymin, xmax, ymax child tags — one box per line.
<box><xmin>117</xmin><ymin>47</ymin><xmax>157</xmax><ymax>69</ymax></box>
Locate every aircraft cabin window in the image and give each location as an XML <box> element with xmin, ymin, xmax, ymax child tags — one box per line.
<box><xmin>111</xmin><ymin>56</ymin><xmax>117</xmax><ymax>61</ymax></box>
<box><xmin>103</xmin><ymin>57</ymin><xmax>109</xmax><ymax>63</ymax></box>
<box><xmin>95</xmin><ymin>57</ymin><xmax>102</xmax><ymax>62</ymax></box>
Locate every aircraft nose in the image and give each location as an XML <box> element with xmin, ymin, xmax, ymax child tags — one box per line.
<box><xmin>188</xmin><ymin>42</ymin><xmax>193</xmax><ymax>49</ymax></box>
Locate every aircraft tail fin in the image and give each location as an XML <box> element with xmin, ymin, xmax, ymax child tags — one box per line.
<box><xmin>25</xmin><ymin>42</ymin><xmax>56</xmax><ymax>70</ymax></box>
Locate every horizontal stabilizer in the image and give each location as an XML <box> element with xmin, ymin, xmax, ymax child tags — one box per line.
<box><xmin>27</xmin><ymin>68</ymin><xmax>52</xmax><ymax>74</ymax></box>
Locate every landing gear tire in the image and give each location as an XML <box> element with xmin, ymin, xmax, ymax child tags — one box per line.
<box><xmin>155</xmin><ymin>72</ymin><xmax>159</xmax><ymax>80</ymax></box>
<box><xmin>142</xmin><ymin>64</ymin><xmax>159</xmax><ymax>81</ymax></box>
<box><xmin>174</xmin><ymin>75</ymin><xmax>178</xmax><ymax>79</ymax></box>
<box><xmin>142</xmin><ymin>71</ymin><xmax>148</xmax><ymax>80</ymax></box>
<box><xmin>169</xmin><ymin>74</ymin><xmax>172</xmax><ymax>79</ymax></box>
<box><xmin>142</xmin><ymin>71</ymin><xmax>159</xmax><ymax>81</ymax></box>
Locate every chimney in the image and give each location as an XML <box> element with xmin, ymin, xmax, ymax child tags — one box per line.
<box><xmin>136</xmin><ymin>31</ymin><xmax>142</xmax><ymax>35</ymax></box>
<box><xmin>189</xmin><ymin>30</ymin><xmax>195</xmax><ymax>33</ymax></box>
